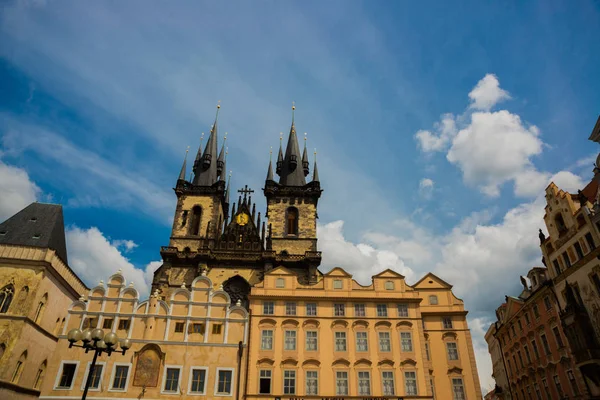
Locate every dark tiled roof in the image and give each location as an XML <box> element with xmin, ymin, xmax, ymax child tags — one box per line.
<box><xmin>0</xmin><ymin>203</ymin><xmax>68</xmax><ymax>264</ymax></box>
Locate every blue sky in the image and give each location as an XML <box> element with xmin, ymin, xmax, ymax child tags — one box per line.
<box><xmin>1</xmin><ymin>0</ymin><xmax>599</xmax><ymax>391</ymax></box>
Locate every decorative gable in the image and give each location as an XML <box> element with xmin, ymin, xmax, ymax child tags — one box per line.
<box><xmin>412</xmin><ymin>272</ymin><xmax>453</xmax><ymax>290</ymax></box>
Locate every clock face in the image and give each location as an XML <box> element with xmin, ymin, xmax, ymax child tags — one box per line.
<box><xmin>236</xmin><ymin>213</ymin><xmax>249</xmax><ymax>226</ymax></box>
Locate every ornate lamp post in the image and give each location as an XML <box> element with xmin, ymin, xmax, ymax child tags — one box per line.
<box><xmin>67</xmin><ymin>328</ymin><xmax>131</xmax><ymax>400</ymax></box>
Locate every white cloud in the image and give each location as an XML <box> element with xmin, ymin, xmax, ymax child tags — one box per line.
<box><xmin>418</xmin><ymin>178</ymin><xmax>434</xmax><ymax>199</ymax></box>
<box><xmin>112</xmin><ymin>239</ymin><xmax>138</xmax><ymax>253</ymax></box>
<box><xmin>318</xmin><ymin>220</ymin><xmax>415</xmax><ymax>284</ymax></box>
<box><xmin>0</xmin><ymin>160</ymin><xmax>41</xmax><ymax>221</ymax></box>
<box><xmin>415</xmin><ymin>113</ymin><xmax>457</xmax><ymax>152</ymax></box>
<box><xmin>468</xmin><ymin>74</ymin><xmax>511</xmax><ymax>111</ymax></box>
<box><xmin>66</xmin><ymin>226</ymin><xmax>160</xmax><ymax>298</ymax></box>
<box><xmin>447</xmin><ymin>110</ymin><xmax>543</xmax><ymax>197</ymax></box>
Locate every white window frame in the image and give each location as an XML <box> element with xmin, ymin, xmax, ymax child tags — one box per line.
<box><xmin>282</xmin><ymin>369</ymin><xmax>297</xmax><ymax>395</ymax></box>
<box><xmin>376</xmin><ymin>304</ymin><xmax>388</xmax><ymax>317</ymax></box>
<box><xmin>306</xmin><ymin>330</ymin><xmax>318</xmax><ymax>351</ymax></box>
<box><xmin>378</xmin><ymin>331</ymin><xmax>391</xmax><ymax>352</ymax></box>
<box><xmin>161</xmin><ymin>364</ymin><xmax>183</xmax><ymax>394</ymax></box>
<box><xmin>214</xmin><ymin>367</ymin><xmax>235</xmax><ymax>397</ymax></box>
<box><xmin>404</xmin><ymin>371</ymin><xmax>418</xmax><ymax>395</ymax></box>
<box><xmin>284</xmin><ymin>330</ymin><xmax>297</xmax><ymax>351</ymax></box>
<box><xmin>306</xmin><ymin>302</ymin><xmax>317</xmax><ymax>316</ymax></box>
<box><xmin>261</xmin><ymin>329</ymin><xmax>274</xmax><ymax>350</ymax></box>
<box><xmin>400</xmin><ymin>331</ymin><xmax>413</xmax><ymax>352</ymax></box>
<box><xmin>263</xmin><ymin>301</ymin><xmax>274</xmax><ymax>315</ymax></box>
<box><xmin>397</xmin><ymin>303</ymin><xmax>409</xmax><ymax>317</ymax></box>
<box><xmin>357</xmin><ymin>370</ymin><xmax>371</xmax><ymax>396</ymax></box>
<box><xmin>305</xmin><ymin>370</ymin><xmax>319</xmax><ymax>395</ymax></box>
<box><xmin>108</xmin><ymin>362</ymin><xmax>132</xmax><ymax>392</ymax></box>
<box><xmin>452</xmin><ymin>377</ymin><xmax>466</xmax><ymax>400</ymax></box>
<box><xmin>80</xmin><ymin>361</ymin><xmax>106</xmax><ymax>391</ymax></box>
<box><xmin>443</xmin><ymin>317</ymin><xmax>453</xmax><ymax>329</ymax></box>
<box><xmin>188</xmin><ymin>366</ymin><xmax>209</xmax><ymax>395</ymax></box>
<box><xmin>285</xmin><ymin>302</ymin><xmax>297</xmax><ymax>316</ymax></box>
<box><xmin>354</xmin><ymin>303</ymin><xmax>366</xmax><ymax>317</ymax></box>
<box><xmin>258</xmin><ymin>369</ymin><xmax>272</xmax><ymax>394</ymax></box>
<box><xmin>53</xmin><ymin>360</ymin><xmax>80</xmax><ymax>390</ymax></box>
<box><xmin>334</xmin><ymin>303</ymin><xmax>345</xmax><ymax>316</ymax></box>
<box><xmin>356</xmin><ymin>331</ymin><xmax>368</xmax><ymax>352</ymax></box>
<box><xmin>447</xmin><ymin>342</ymin><xmax>459</xmax><ymax>360</ymax></box>
<box><xmin>335</xmin><ymin>370</ymin><xmax>349</xmax><ymax>395</ymax></box>
<box><xmin>381</xmin><ymin>370</ymin><xmax>395</xmax><ymax>396</ymax></box>
<box><xmin>335</xmin><ymin>331</ymin><xmax>347</xmax><ymax>351</ymax></box>
<box><xmin>333</xmin><ymin>279</ymin><xmax>343</xmax><ymax>289</ymax></box>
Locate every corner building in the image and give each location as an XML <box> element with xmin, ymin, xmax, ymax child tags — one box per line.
<box><xmin>34</xmin><ymin>107</ymin><xmax>481</xmax><ymax>400</ymax></box>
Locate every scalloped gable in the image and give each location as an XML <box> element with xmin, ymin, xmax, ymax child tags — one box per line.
<box><xmin>412</xmin><ymin>272</ymin><xmax>453</xmax><ymax>289</ymax></box>
<box><xmin>373</xmin><ymin>268</ymin><xmax>405</xmax><ymax>279</ymax></box>
<box><xmin>324</xmin><ymin>267</ymin><xmax>353</xmax><ymax>278</ymax></box>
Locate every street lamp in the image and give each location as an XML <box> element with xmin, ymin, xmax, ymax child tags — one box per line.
<box><xmin>67</xmin><ymin>328</ymin><xmax>131</xmax><ymax>400</ymax></box>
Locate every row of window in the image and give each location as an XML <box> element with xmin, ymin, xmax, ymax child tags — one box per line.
<box><xmin>549</xmin><ymin>229</ymin><xmax>595</xmax><ymax>277</ymax></box>
<box><xmin>262</xmin><ymin>301</ymin><xmax>444</xmax><ymax>318</ymax></box>
<box><xmin>258</xmin><ymin>369</ymin><xmax>465</xmax><ymax>399</ymax></box>
<box><xmin>82</xmin><ymin>318</ymin><xmax>224</xmax><ymax>335</ymax></box>
<box><xmin>55</xmin><ymin>362</ymin><xmax>235</xmax><ymax>396</ymax></box>
<box><xmin>515</xmin><ymin>371</ymin><xmax>579</xmax><ymax>400</ymax></box>
<box><xmin>0</xmin><ymin>284</ymin><xmax>49</xmax><ymax>325</ymax></box>
<box><xmin>260</xmin><ymin>329</ymin><xmax>460</xmax><ymax>360</ymax></box>
<box><xmin>504</xmin><ymin>296</ymin><xmax>554</xmax><ymax>344</ymax></box>
<box><xmin>506</xmin><ymin>327</ymin><xmax>564</xmax><ymax>376</ymax></box>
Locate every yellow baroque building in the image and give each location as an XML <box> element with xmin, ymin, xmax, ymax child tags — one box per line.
<box><xmin>0</xmin><ymin>106</ymin><xmax>483</xmax><ymax>400</ymax></box>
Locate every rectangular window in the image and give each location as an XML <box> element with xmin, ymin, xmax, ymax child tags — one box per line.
<box><xmin>568</xmin><ymin>370</ymin><xmax>579</xmax><ymax>395</ymax></box>
<box><xmin>103</xmin><ymin>318</ymin><xmax>113</xmax><ymax>329</ymax></box>
<box><xmin>82</xmin><ymin>317</ymin><xmax>97</xmax><ymax>329</ymax></box>
<box><xmin>552</xmin><ymin>326</ymin><xmax>564</xmax><ymax>348</ymax></box>
<box><xmin>276</xmin><ymin>278</ymin><xmax>285</xmax><ymax>288</ymax></box>
<box><xmin>524</xmin><ymin>345</ymin><xmax>531</xmax><ymax>364</ymax></box>
<box><xmin>333</xmin><ymin>279</ymin><xmax>343</xmax><ymax>289</ymax></box>
<box><xmin>354</xmin><ymin>303</ymin><xmax>366</xmax><ymax>317</ymax></box>
<box><xmin>511</xmin><ymin>324</ymin><xmax>516</xmax><ymax>337</ymax></box>
<box><xmin>356</xmin><ymin>332</ymin><xmax>368</xmax><ymax>352</ymax></box>
<box><xmin>285</xmin><ymin>302</ymin><xmax>296</xmax><ymax>316</ymax></box>
<box><xmin>306</xmin><ymin>303</ymin><xmax>317</xmax><ymax>316</ymax></box>
<box><xmin>190</xmin><ymin>368</ymin><xmax>207</xmax><ymax>394</ymax></box>
<box><xmin>57</xmin><ymin>363</ymin><xmax>77</xmax><ymax>389</ymax></box>
<box><xmin>533</xmin><ymin>304</ymin><xmax>540</xmax><ymax>319</ymax></box>
<box><xmin>563</xmin><ymin>252</ymin><xmax>572</xmax><ymax>268</ymax></box>
<box><xmin>357</xmin><ymin>371</ymin><xmax>371</xmax><ymax>395</ymax></box>
<box><xmin>192</xmin><ymin>323</ymin><xmax>205</xmax><ymax>334</ymax></box>
<box><xmin>382</xmin><ymin>371</ymin><xmax>395</xmax><ymax>395</ymax></box>
<box><xmin>592</xmin><ymin>273</ymin><xmax>600</xmax><ymax>296</ymax></box>
<box><xmin>404</xmin><ymin>371</ymin><xmax>417</xmax><ymax>395</ymax></box>
<box><xmin>376</xmin><ymin>304</ymin><xmax>388</xmax><ymax>317</ymax></box>
<box><xmin>175</xmin><ymin>322</ymin><xmax>185</xmax><ymax>333</ymax></box>
<box><xmin>87</xmin><ymin>364</ymin><xmax>103</xmax><ymax>389</ymax></box>
<box><xmin>306</xmin><ymin>331</ymin><xmax>318</xmax><ymax>351</ymax></box>
<box><xmin>335</xmin><ymin>331</ymin><xmax>347</xmax><ymax>351</ymax></box>
<box><xmin>216</xmin><ymin>369</ymin><xmax>233</xmax><ymax>395</ymax></box>
<box><xmin>544</xmin><ymin>296</ymin><xmax>552</xmax><ymax>311</ymax></box>
<box><xmin>163</xmin><ymin>368</ymin><xmax>180</xmax><ymax>393</ymax></box>
<box><xmin>284</xmin><ymin>330</ymin><xmax>297</xmax><ymax>351</ymax></box>
<box><xmin>334</xmin><ymin>303</ymin><xmax>345</xmax><ymax>316</ymax></box>
<box><xmin>574</xmin><ymin>242</ymin><xmax>584</xmax><ymax>259</ymax></box>
<box><xmin>118</xmin><ymin>319</ymin><xmax>130</xmax><ymax>330</ymax></box>
<box><xmin>430</xmin><ymin>377</ymin><xmax>436</xmax><ymax>399</ymax></box>
<box><xmin>425</xmin><ymin>342</ymin><xmax>430</xmax><ymax>360</ymax></box>
<box><xmin>401</xmin><ymin>332</ymin><xmax>413</xmax><ymax>352</ymax></box>
<box><xmin>306</xmin><ymin>371</ymin><xmax>318</xmax><ymax>395</ymax></box>
<box><xmin>507</xmin><ymin>358</ymin><xmax>512</xmax><ymax>376</ymax></box>
<box><xmin>397</xmin><ymin>303</ymin><xmax>409</xmax><ymax>317</ymax></box>
<box><xmin>112</xmin><ymin>365</ymin><xmax>129</xmax><ymax>390</ymax></box>
<box><xmin>553</xmin><ymin>259</ymin><xmax>562</xmax><ymax>276</ymax></box>
<box><xmin>379</xmin><ymin>332</ymin><xmax>391</xmax><ymax>352</ymax></box>
<box><xmin>585</xmin><ymin>232</ymin><xmax>596</xmax><ymax>250</ymax></box>
<box><xmin>212</xmin><ymin>324</ymin><xmax>222</xmax><ymax>335</ymax></box>
<box><xmin>429</xmin><ymin>295</ymin><xmax>438</xmax><ymax>305</ymax></box>
<box><xmin>447</xmin><ymin>342</ymin><xmax>459</xmax><ymax>360</ymax></box>
<box><xmin>553</xmin><ymin>375</ymin><xmax>563</xmax><ymax>396</ymax></box>
<box><xmin>541</xmin><ymin>333</ymin><xmax>551</xmax><ymax>355</ymax></box>
<box><xmin>443</xmin><ymin>317</ymin><xmax>453</xmax><ymax>329</ymax></box>
<box><xmin>263</xmin><ymin>301</ymin><xmax>274</xmax><ymax>315</ymax></box>
<box><xmin>261</xmin><ymin>330</ymin><xmax>273</xmax><ymax>350</ymax></box>
<box><xmin>531</xmin><ymin>340</ymin><xmax>539</xmax><ymax>359</ymax></box>
<box><xmin>336</xmin><ymin>371</ymin><xmax>348</xmax><ymax>395</ymax></box>
<box><xmin>259</xmin><ymin>370</ymin><xmax>271</xmax><ymax>394</ymax></box>
<box><xmin>283</xmin><ymin>370</ymin><xmax>296</xmax><ymax>395</ymax></box>
<box><xmin>452</xmin><ymin>378</ymin><xmax>465</xmax><ymax>400</ymax></box>
<box><xmin>524</xmin><ymin>312</ymin><xmax>531</xmax><ymax>326</ymax></box>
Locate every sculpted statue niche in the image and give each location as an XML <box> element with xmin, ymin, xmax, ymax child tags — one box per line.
<box><xmin>223</xmin><ymin>275</ymin><xmax>250</xmax><ymax>309</ymax></box>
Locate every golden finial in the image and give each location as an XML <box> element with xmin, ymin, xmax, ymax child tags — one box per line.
<box><xmin>280</xmin><ymin>132</ymin><xmax>283</xmax><ymax>142</ymax></box>
<box><xmin>186</xmin><ymin>145</ymin><xmax>190</xmax><ymax>154</ymax></box>
<box><xmin>292</xmin><ymin>101</ymin><xmax>296</xmax><ymax>124</ymax></box>
<box><xmin>270</xmin><ymin>146</ymin><xmax>273</xmax><ymax>161</ymax></box>
<box><xmin>304</xmin><ymin>132</ymin><xmax>307</xmax><ymax>142</ymax></box>
<box><xmin>217</xmin><ymin>100</ymin><xmax>221</xmax><ymax>109</ymax></box>
<box><xmin>314</xmin><ymin>148</ymin><xmax>317</xmax><ymax>158</ymax></box>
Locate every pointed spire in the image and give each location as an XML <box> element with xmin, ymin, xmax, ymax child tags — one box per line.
<box><xmin>217</xmin><ymin>133</ymin><xmax>227</xmax><ymax>181</ymax></box>
<box><xmin>312</xmin><ymin>149</ymin><xmax>320</xmax><ymax>183</ymax></box>
<box><xmin>178</xmin><ymin>146</ymin><xmax>190</xmax><ymax>181</ymax></box>
<box><xmin>302</xmin><ymin>132</ymin><xmax>309</xmax><ymax>176</ymax></box>
<box><xmin>193</xmin><ymin>102</ymin><xmax>221</xmax><ymax>186</ymax></box>
<box><xmin>225</xmin><ymin>171</ymin><xmax>232</xmax><ymax>205</ymax></box>
<box><xmin>279</xmin><ymin>103</ymin><xmax>306</xmax><ymax>186</ymax></box>
<box><xmin>266</xmin><ymin>147</ymin><xmax>274</xmax><ymax>181</ymax></box>
<box><xmin>276</xmin><ymin>133</ymin><xmax>284</xmax><ymax>175</ymax></box>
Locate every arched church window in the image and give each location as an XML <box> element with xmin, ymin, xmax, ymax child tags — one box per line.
<box><xmin>286</xmin><ymin>207</ymin><xmax>298</xmax><ymax>235</ymax></box>
<box><xmin>34</xmin><ymin>293</ymin><xmax>48</xmax><ymax>324</ymax></box>
<box><xmin>34</xmin><ymin>360</ymin><xmax>47</xmax><ymax>389</ymax></box>
<box><xmin>0</xmin><ymin>284</ymin><xmax>14</xmax><ymax>313</ymax></box>
<box><xmin>0</xmin><ymin>343</ymin><xmax>5</xmax><ymax>360</ymax></box>
<box><xmin>11</xmin><ymin>350</ymin><xmax>27</xmax><ymax>383</ymax></box>
<box><xmin>190</xmin><ymin>206</ymin><xmax>202</xmax><ymax>236</ymax></box>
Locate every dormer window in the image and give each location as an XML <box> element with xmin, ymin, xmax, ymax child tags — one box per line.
<box><xmin>29</xmin><ymin>217</ymin><xmax>37</xmax><ymax>222</ymax></box>
<box><xmin>32</xmin><ymin>234</ymin><xmax>41</xmax><ymax>239</ymax></box>
<box><xmin>289</xmin><ymin>154</ymin><xmax>297</xmax><ymax>169</ymax></box>
<box><xmin>202</xmin><ymin>154</ymin><xmax>212</xmax><ymax>168</ymax></box>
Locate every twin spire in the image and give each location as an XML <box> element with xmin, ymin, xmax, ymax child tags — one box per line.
<box><xmin>267</xmin><ymin>103</ymin><xmax>320</xmax><ymax>186</ymax></box>
<box><xmin>178</xmin><ymin>102</ymin><xmax>320</xmax><ymax>190</ymax></box>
